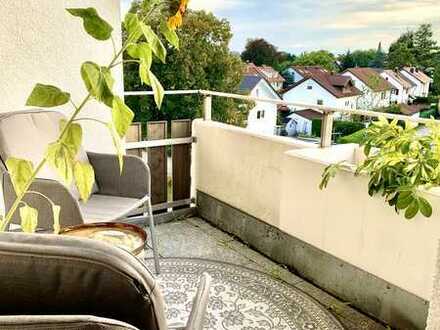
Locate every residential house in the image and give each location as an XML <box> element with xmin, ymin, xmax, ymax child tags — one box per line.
<box><xmin>342</xmin><ymin>67</ymin><xmax>393</xmax><ymax>110</ymax></box>
<box><xmin>245</xmin><ymin>63</ymin><xmax>285</xmax><ymax>91</ymax></box>
<box><xmin>400</xmin><ymin>67</ymin><xmax>432</xmax><ymax>98</ymax></box>
<box><xmin>283</xmin><ymin>66</ymin><xmax>361</xmax><ymax>114</ymax></box>
<box><xmin>285</xmin><ymin>109</ymin><xmax>323</xmax><ymax>136</ymax></box>
<box><xmin>239</xmin><ymin>74</ymin><xmax>283</xmax><ymax>136</ymax></box>
<box><xmin>379</xmin><ymin>69</ymin><xmax>416</xmax><ymax>104</ymax></box>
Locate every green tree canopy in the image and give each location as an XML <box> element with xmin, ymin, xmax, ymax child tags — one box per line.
<box><xmin>293</xmin><ymin>50</ymin><xmax>336</xmax><ymax>71</ymax></box>
<box><xmin>338</xmin><ymin>49</ymin><xmax>377</xmax><ymax>70</ymax></box>
<box><xmin>370</xmin><ymin>42</ymin><xmax>386</xmax><ymax>68</ymax></box>
<box><xmin>124</xmin><ymin>8</ymin><xmax>246</xmax><ymax>125</ymax></box>
<box><xmin>240</xmin><ymin>38</ymin><xmax>280</xmax><ymax>67</ymax></box>
<box><xmin>387</xmin><ymin>25</ymin><xmax>439</xmax><ymax>69</ymax></box>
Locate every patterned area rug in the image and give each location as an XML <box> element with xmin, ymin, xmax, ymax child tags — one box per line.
<box><xmin>145</xmin><ymin>258</ymin><xmax>343</xmax><ymax>330</ymax></box>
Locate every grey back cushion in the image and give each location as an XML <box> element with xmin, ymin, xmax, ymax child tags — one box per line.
<box><xmin>0</xmin><ymin>232</ymin><xmax>167</xmax><ymax>330</ymax></box>
<box><xmin>0</xmin><ymin>110</ymin><xmax>98</xmax><ymax>199</ymax></box>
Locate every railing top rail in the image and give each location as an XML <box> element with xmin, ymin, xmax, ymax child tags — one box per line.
<box><xmin>123</xmin><ymin>89</ymin><xmax>440</xmax><ymax>125</ymax></box>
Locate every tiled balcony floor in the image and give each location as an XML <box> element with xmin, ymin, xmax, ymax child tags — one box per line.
<box><xmin>146</xmin><ymin>217</ymin><xmax>387</xmax><ymax>329</ymax></box>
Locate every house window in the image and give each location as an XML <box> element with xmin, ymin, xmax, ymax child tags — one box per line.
<box><xmin>345</xmin><ymin>100</ymin><xmax>349</xmax><ymax>106</ymax></box>
<box><xmin>395</xmin><ymin>89</ymin><xmax>399</xmax><ymax>95</ymax></box>
<box><xmin>256</xmin><ymin>89</ymin><xmax>259</xmax><ymax>97</ymax></box>
<box><xmin>317</xmin><ymin>99</ymin><xmax>324</xmax><ymax>105</ymax></box>
<box><xmin>307</xmin><ymin>85</ymin><xmax>313</xmax><ymax>90</ymax></box>
<box><xmin>257</xmin><ymin>110</ymin><xmax>265</xmax><ymax>119</ymax></box>
<box><xmin>381</xmin><ymin>92</ymin><xmax>386</xmax><ymax>100</ymax></box>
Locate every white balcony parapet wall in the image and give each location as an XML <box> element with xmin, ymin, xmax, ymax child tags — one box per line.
<box><xmin>193</xmin><ymin>119</ymin><xmax>316</xmax><ymax>228</ymax></box>
<box><xmin>194</xmin><ymin>119</ymin><xmax>440</xmax><ymax>302</ymax></box>
<box><xmin>0</xmin><ymin>0</ymin><xmax>123</xmax><ymax>153</ymax></box>
<box><xmin>281</xmin><ymin>144</ymin><xmax>440</xmax><ymax>301</ymax></box>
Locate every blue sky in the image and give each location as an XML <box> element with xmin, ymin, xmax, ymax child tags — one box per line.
<box><xmin>121</xmin><ymin>0</ymin><xmax>440</xmax><ymax>55</ymax></box>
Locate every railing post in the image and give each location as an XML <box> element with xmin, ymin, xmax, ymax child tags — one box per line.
<box><xmin>320</xmin><ymin>110</ymin><xmax>334</xmax><ymax>148</ymax></box>
<box><xmin>203</xmin><ymin>95</ymin><xmax>212</xmax><ymax>121</ymax></box>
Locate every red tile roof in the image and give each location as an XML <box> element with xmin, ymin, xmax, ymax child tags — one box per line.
<box><xmin>245</xmin><ymin>63</ymin><xmax>285</xmax><ymax>84</ymax></box>
<box><xmin>402</xmin><ymin>67</ymin><xmax>432</xmax><ymax>84</ymax></box>
<box><xmin>284</xmin><ymin>66</ymin><xmax>362</xmax><ymax>98</ymax></box>
<box><xmin>344</xmin><ymin>67</ymin><xmax>393</xmax><ymax>92</ymax></box>
<box><xmin>293</xmin><ymin>109</ymin><xmax>324</xmax><ymax>120</ymax></box>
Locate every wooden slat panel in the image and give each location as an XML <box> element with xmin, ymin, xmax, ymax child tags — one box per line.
<box><xmin>171</xmin><ymin>120</ymin><xmax>192</xmax><ymax>209</ymax></box>
<box><xmin>126</xmin><ymin>122</ymin><xmax>142</xmax><ymax>157</ymax></box>
<box><xmin>147</xmin><ymin>121</ymin><xmax>167</xmax><ymax>206</ymax></box>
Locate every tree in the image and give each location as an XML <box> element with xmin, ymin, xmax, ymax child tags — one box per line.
<box><xmin>338</xmin><ymin>50</ymin><xmax>356</xmax><ymax>71</ymax></box>
<box><xmin>387</xmin><ymin>25</ymin><xmax>439</xmax><ymax>69</ymax></box>
<box><xmin>433</xmin><ymin>65</ymin><xmax>440</xmax><ymax>96</ymax></box>
<box><xmin>124</xmin><ymin>8</ymin><xmax>247</xmax><ymax>125</ymax></box>
<box><xmin>293</xmin><ymin>50</ymin><xmax>336</xmax><ymax>71</ymax></box>
<box><xmin>413</xmin><ymin>24</ymin><xmax>440</xmax><ymax>69</ymax></box>
<box><xmin>370</xmin><ymin>42</ymin><xmax>386</xmax><ymax>68</ymax></box>
<box><xmin>387</xmin><ymin>41</ymin><xmax>416</xmax><ymax>69</ymax></box>
<box><xmin>241</xmin><ymin>38</ymin><xmax>280</xmax><ymax>67</ymax></box>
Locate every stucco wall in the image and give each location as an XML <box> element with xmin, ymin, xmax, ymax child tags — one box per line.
<box><xmin>194</xmin><ymin>120</ymin><xmax>440</xmax><ymax>301</ymax></box>
<box><xmin>247</xmin><ymin>80</ymin><xmax>279</xmax><ymax>136</ymax></box>
<box><xmin>193</xmin><ymin>119</ymin><xmax>316</xmax><ymax>227</ymax></box>
<box><xmin>283</xmin><ymin>79</ymin><xmax>357</xmax><ymax>111</ymax></box>
<box><xmin>0</xmin><ymin>0</ymin><xmax>123</xmax><ymax>153</ymax></box>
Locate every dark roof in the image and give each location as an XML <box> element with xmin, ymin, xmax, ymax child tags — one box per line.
<box><xmin>292</xmin><ymin>109</ymin><xmax>324</xmax><ymax>120</ymax></box>
<box><xmin>284</xmin><ymin>66</ymin><xmax>362</xmax><ymax>98</ymax></box>
<box><xmin>344</xmin><ymin>68</ymin><xmax>394</xmax><ymax>92</ymax></box>
<box><xmin>239</xmin><ymin>75</ymin><xmax>263</xmax><ymax>92</ymax></box>
<box><xmin>400</xmin><ymin>103</ymin><xmax>430</xmax><ymax>115</ymax></box>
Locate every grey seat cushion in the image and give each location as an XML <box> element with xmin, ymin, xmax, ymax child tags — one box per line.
<box><xmin>0</xmin><ymin>232</ymin><xmax>167</xmax><ymax>330</ymax></box>
<box><xmin>0</xmin><ymin>110</ymin><xmax>98</xmax><ymax>199</ymax></box>
<box><xmin>0</xmin><ymin>315</ymin><xmax>140</xmax><ymax>330</ymax></box>
<box><xmin>80</xmin><ymin>194</ymin><xmax>148</xmax><ymax>222</ymax></box>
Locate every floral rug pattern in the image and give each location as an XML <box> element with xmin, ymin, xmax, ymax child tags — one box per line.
<box><xmin>145</xmin><ymin>258</ymin><xmax>343</xmax><ymax>330</ymax></box>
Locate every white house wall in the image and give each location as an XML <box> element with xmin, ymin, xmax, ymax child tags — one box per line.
<box><xmin>247</xmin><ymin>80</ymin><xmax>279</xmax><ymax>136</ymax></box>
<box><xmin>0</xmin><ymin>0</ymin><xmax>123</xmax><ymax>153</ymax></box>
<box><xmin>380</xmin><ymin>72</ymin><xmax>409</xmax><ymax>104</ymax></box>
<box><xmin>283</xmin><ymin>79</ymin><xmax>358</xmax><ymax>112</ymax></box>
<box><xmin>400</xmin><ymin>71</ymin><xmax>429</xmax><ymax>98</ymax></box>
<box><xmin>342</xmin><ymin>72</ymin><xmax>391</xmax><ymax>110</ymax></box>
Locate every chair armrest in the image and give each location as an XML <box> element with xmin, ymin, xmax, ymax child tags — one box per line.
<box><xmin>0</xmin><ymin>315</ymin><xmax>140</xmax><ymax>330</ymax></box>
<box><xmin>2</xmin><ymin>173</ymin><xmax>84</xmax><ymax>231</ymax></box>
<box><xmin>184</xmin><ymin>273</ymin><xmax>212</xmax><ymax>330</ymax></box>
<box><xmin>87</xmin><ymin>152</ymin><xmax>150</xmax><ymax>199</ymax></box>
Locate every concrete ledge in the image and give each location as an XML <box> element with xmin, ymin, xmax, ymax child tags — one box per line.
<box><xmin>197</xmin><ymin>191</ymin><xmax>429</xmax><ymax>329</ymax></box>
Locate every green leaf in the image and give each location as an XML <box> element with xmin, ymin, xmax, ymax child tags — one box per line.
<box><xmin>81</xmin><ymin>62</ymin><xmax>114</xmax><ymax>107</ymax></box>
<box><xmin>405</xmin><ymin>200</ymin><xmax>419</xmax><ymax>220</ymax></box>
<box><xmin>418</xmin><ymin>197</ymin><xmax>433</xmax><ymax>218</ymax></box>
<box><xmin>52</xmin><ymin>204</ymin><xmax>61</xmax><ymax>234</ymax></box>
<box><xmin>60</xmin><ymin>120</ymin><xmax>82</xmax><ymax>156</ymax></box>
<box><xmin>140</xmin><ymin>23</ymin><xmax>167</xmax><ymax>63</ymax></box>
<box><xmin>148</xmin><ymin>70</ymin><xmax>164</xmax><ymax>109</ymax></box>
<box><xmin>112</xmin><ymin>96</ymin><xmax>134</xmax><ymax>138</ymax></box>
<box><xmin>396</xmin><ymin>191</ymin><xmax>413</xmax><ymax>210</ymax></box>
<box><xmin>74</xmin><ymin>162</ymin><xmax>95</xmax><ymax>202</ymax></box>
<box><xmin>127</xmin><ymin>42</ymin><xmax>152</xmax><ymax>70</ymax></box>
<box><xmin>66</xmin><ymin>8</ymin><xmax>113</xmax><ymax>41</ymax></box>
<box><xmin>139</xmin><ymin>60</ymin><xmax>151</xmax><ymax>85</ymax></box>
<box><xmin>26</xmin><ymin>84</ymin><xmax>70</xmax><ymax>108</ymax></box>
<box><xmin>19</xmin><ymin>204</ymin><xmax>38</xmax><ymax>233</ymax></box>
<box><xmin>160</xmin><ymin>21</ymin><xmax>179</xmax><ymax>49</ymax></box>
<box><xmin>5</xmin><ymin>158</ymin><xmax>34</xmax><ymax>196</ymax></box>
<box><xmin>107</xmin><ymin>123</ymin><xmax>124</xmax><ymax>173</ymax></box>
<box><xmin>46</xmin><ymin>142</ymin><xmax>75</xmax><ymax>184</ymax></box>
<box><xmin>124</xmin><ymin>13</ymin><xmax>143</xmax><ymax>43</ymax></box>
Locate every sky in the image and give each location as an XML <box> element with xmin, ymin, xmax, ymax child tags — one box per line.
<box><xmin>121</xmin><ymin>0</ymin><xmax>440</xmax><ymax>55</ymax></box>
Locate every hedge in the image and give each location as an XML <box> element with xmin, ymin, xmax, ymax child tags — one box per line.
<box><xmin>338</xmin><ymin>128</ymin><xmax>367</xmax><ymax>144</ymax></box>
<box><xmin>311</xmin><ymin>119</ymin><xmax>365</xmax><ymax>138</ymax></box>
